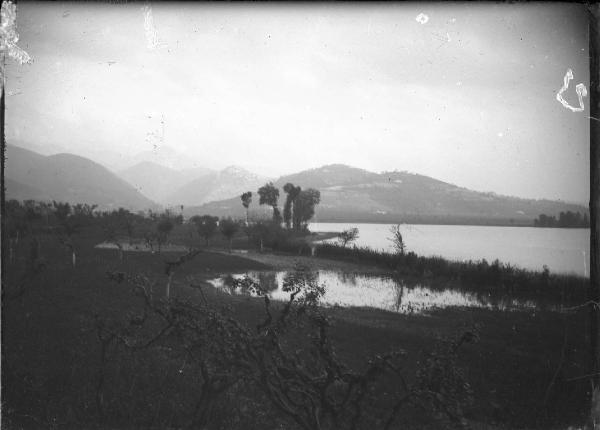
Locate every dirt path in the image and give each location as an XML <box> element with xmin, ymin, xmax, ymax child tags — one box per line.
<box><xmin>222</xmin><ymin>249</ymin><xmax>391</xmax><ymax>274</ymax></box>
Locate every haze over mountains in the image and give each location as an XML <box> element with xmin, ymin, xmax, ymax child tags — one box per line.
<box><xmin>119</xmin><ymin>162</ymin><xmax>268</xmax><ymax>207</ymax></box>
<box><xmin>164</xmin><ymin>166</ymin><xmax>269</xmax><ymax>207</ymax></box>
<box><xmin>5</xmin><ymin>144</ymin><xmax>588</xmax><ymax>225</ymax></box>
<box><xmin>119</xmin><ymin>162</ymin><xmax>215</xmax><ymax>204</ymax></box>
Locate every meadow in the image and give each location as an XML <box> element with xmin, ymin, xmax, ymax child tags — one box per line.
<box><xmin>2</xmin><ymin>219</ymin><xmax>592</xmax><ymax>429</ymax></box>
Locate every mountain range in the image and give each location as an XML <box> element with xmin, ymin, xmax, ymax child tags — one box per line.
<box><xmin>5</xmin><ymin>145</ymin><xmax>156</xmax><ymax>211</ymax></box>
<box><xmin>185</xmin><ymin>164</ymin><xmax>589</xmax><ymax>226</ymax></box>
<box><xmin>119</xmin><ymin>162</ymin><xmax>215</xmax><ymax>204</ymax></box>
<box><xmin>164</xmin><ymin>166</ymin><xmax>269</xmax><ymax>207</ymax></box>
<box><xmin>118</xmin><ymin>162</ymin><xmax>268</xmax><ymax>207</ymax></box>
<box><xmin>4</xmin><ymin>145</ymin><xmax>588</xmax><ymax>226</ymax></box>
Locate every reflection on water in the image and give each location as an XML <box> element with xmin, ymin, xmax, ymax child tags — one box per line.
<box><xmin>208</xmin><ymin>271</ymin><xmax>545</xmax><ymax>314</ymax></box>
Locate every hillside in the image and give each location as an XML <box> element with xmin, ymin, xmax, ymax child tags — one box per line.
<box><xmin>119</xmin><ymin>161</ymin><xmax>214</xmax><ymax>204</ymax></box>
<box><xmin>4</xmin><ymin>178</ymin><xmax>47</xmax><ymax>202</ymax></box>
<box><xmin>166</xmin><ymin>166</ymin><xmax>270</xmax><ymax>207</ymax></box>
<box><xmin>5</xmin><ymin>145</ymin><xmax>158</xmax><ymax>211</ymax></box>
<box><xmin>184</xmin><ymin>164</ymin><xmax>588</xmax><ymax>226</ymax></box>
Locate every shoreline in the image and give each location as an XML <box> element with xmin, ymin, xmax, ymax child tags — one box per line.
<box><xmin>218</xmin><ymin>248</ymin><xmax>390</xmax><ymax>275</ymax></box>
<box><xmin>311</xmin><ymin>220</ymin><xmax>591</xmax><ymax>229</ymax></box>
<box><xmin>307</xmin><ymin>230</ymin><xmax>588</xmax><ymax>279</ymax></box>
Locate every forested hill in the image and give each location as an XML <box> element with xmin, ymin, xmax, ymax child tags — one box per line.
<box><xmin>184</xmin><ymin>164</ymin><xmax>588</xmax><ymax>226</ymax></box>
<box><xmin>5</xmin><ymin>145</ymin><xmax>157</xmax><ymax>211</ymax></box>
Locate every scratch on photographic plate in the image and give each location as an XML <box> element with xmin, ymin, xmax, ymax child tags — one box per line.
<box><xmin>431</xmin><ymin>31</ymin><xmax>451</xmax><ymax>50</ymax></box>
<box><xmin>141</xmin><ymin>2</ymin><xmax>158</xmax><ymax>50</ymax></box>
<box><xmin>145</xmin><ymin>113</ymin><xmax>165</xmax><ymax>151</ymax></box>
<box><xmin>556</xmin><ymin>68</ymin><xmax>587</xmax><ymax>113</ymax></box>
<box><xmin>0</xmin><ymin>0</ymin><xmax>32</xmax><ymax>94</ymax></box>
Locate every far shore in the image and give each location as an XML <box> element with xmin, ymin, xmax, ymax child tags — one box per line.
<box><xmin>310</xmin><ymin>220</ymin><xmax>591</xmax><ymax>229</ymax></box>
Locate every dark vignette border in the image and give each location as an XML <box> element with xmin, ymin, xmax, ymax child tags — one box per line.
<box><xmin>0</xmin><ymin>0</ymin><xmax>597</xmax><ymax>424</ymax></box>
<box><xmin>588</xmin><ymin>2</ymin><xmax>600</xmax><ymax>405</ymax></box>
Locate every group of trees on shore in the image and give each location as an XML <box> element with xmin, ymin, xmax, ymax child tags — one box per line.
<box><xmin>3</xmin><ymin>180</ymin><xmax>322</xmax><ymax>261</ymax></box>
<box><xmin>3</xmin><ymin>199</ymin><xmax>191</xmax><ymax>265</ymax></box>
<box><xmin>250</xmin><ymin>181</ymin><xmax>321</xmax><ymax>231</ymax></box>
<box><xmin>231</xmin><ymin>181</ymin><xmax>322</xmax><ymax>251</ymax></box>
<box><xmin>534</xmin><ymin>211</ymin><xmax>590</xmax><ymax>228</ymax></box>
<box><xmin>188</xmin><ymin>215</ymin><xmax>241</xmax><ymax>252</ymax></box>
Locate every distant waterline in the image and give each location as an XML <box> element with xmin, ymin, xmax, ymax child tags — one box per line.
<box><xmin>309</xmin><ymin>223</ymin><xmax>590</xmax><ymax>277</ymax></box>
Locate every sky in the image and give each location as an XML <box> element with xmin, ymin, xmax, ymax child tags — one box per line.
<box><xmin>5</xmin><ymin>2</ymin><xmax>591</xmax><ymax>203</ymax></box>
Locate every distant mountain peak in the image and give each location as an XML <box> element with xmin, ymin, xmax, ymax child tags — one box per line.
<box><xmin>132</xmin><ymin>160</ymin><xmax>175</xmax><ymax>169</ymax></box>
<box><xmin>313</xmin><ymin>163</ymin><xmax>367</xmax><ymax>171</ymax></box>
<box><xmin>163</xmin><ymin>165</ymin><xmax>269</xmax><ymax>207</ymax></box>
<box><xmin>221</xmin><ymin>165</ymin><xmax>253</xmax><ymax>175</ymax></box>
<box><xmin>119</xmin><ymin>160</ymin><xmax>215</xmax><ymax>204</ymax></box>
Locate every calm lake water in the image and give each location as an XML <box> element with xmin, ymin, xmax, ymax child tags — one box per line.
<box><xmin>208</xmin><ymin>271</ymin><xmax>545</xmax><ymax>315</ymax></box>
<box><xmin>310</xmin><ymin>223</ymin><xmax>590</xmax><ymax>277</ymax></box>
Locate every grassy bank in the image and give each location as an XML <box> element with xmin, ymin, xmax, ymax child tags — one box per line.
<box><xmin>2</xmin><ymin>226</ymin><xmax>591</xmax><ymax>429</ymax></box>
<box><xmin>269</xmin><ymin>241</ymin><xmax>588</xmax><ymax>309</ymax></box>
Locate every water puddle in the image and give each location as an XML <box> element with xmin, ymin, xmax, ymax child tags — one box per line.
<box><xmin>207</xmin><ymin>271</ymin><xmax>543</xmax><ymax>315</ymax></box>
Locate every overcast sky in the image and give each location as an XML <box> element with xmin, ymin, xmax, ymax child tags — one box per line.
<box><xmin>5</xmin><ymin>2</ymin><xmax>590</xmax><ymax>203</ymax></box>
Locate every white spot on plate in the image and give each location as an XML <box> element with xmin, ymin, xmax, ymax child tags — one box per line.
<box><xmin>0</xmin><ymin>1</ymin><xmax>33</xmax><ymax>64</ymax></box>
<box><xmin>141</xmin><ymin>2</ymin><xmax>158</xmax><ymax>50</ymax></box>
<box><xmin>556</xmin><ymin>68</ymin><xmax>587</xmax><ymax>112</ymax></box>
<box><xmin>415</xmin><ymin>13</ymin><xmax>429</xmax><ymax>24</ymax></box>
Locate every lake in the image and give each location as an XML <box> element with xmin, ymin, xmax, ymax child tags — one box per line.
<box><xmin>309</xmin><ymin>223</ymin><xmax>590</xmax><ymax>277</ymax></box>
<box><xmin>207</xmin><ymin>271</ymin><xmax>551</xmax><ymax>315</ymax></box>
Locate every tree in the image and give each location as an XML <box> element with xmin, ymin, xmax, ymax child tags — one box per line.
<box><xmin>23</xmin><ymin>200</ymin><xmax>42</xmax><ymax>228</ymax></box>
<box><xmin>258</xmin><ymin>182</ymin><xmax>281</xmax><ymax>223</ymax></box>
<box><xmin>183</xmin><ymin>219</ymin><xmax>197</xmax><ymax>251</ymax></box>
<box><xmin>241</xmin><ymin>192</ymin><xmax>253</xmax><ymax>225</ymax></box>
<box><xmin>138</xmin><ymin>217</ymin><xmax>158</xmax><ymax>253</ymax></box>
<box><xmin>338</xmin><ymin>227</ymin><xmax>359</xmax><ymax>247</ymax></box>
<box><xmin>60</xmin><ymin>220</ymin><xmax>79</xmax><ymax>267</ymax></box>
<box><xmin>52</xmin><ymin>200</ymin><xmax>71</xmax><ymax>225</ymax></box>
<box><xmin>246</xmin><ymin>219</ymin><xmax>284</xmax><ymax>252</ymax></box>
<box><xmin>52</xmin><ymin>201</ymin><xmax>79</xmax><ymax>266</ymax></box>
<box><xmin>102</xmin><ymin>216</ymin><xmax>125</xmax><ymax>261</ymax></box>
<box><xmin>191</xmin><ymin>215</ymin><xmax>219</xmax><ymax>247</ymax></box>
<box><xmin>536</xmin><ymin>211</ymin><xmax>590</xmax><ymax>228</ymax></box>
<box><xmin>121</xmin><ymin>210</ymin><xmax>138</xmax><ymax>245</ymax></box>
<box><xmin>101</xmin><ymin>263</ymin><xmax>476</xmax><ymax>430</ymax></box>
<box><xmin>164</xmin><ymin>248</ymin><xmax>202</xmax><ymax>298</ymax></box>
<box><xmin>172</xmin><ymin>213</ymin><xmax>184</xmax><ymax>226</ymax></box>
<box><xmin>72</xmin><ymin>203</ymin><xmax>98</xmax><ymax>226</ymax></box>
<box><xmin>283</xmin><ymin>183</ymin><xmax>302</xmax><ymax>230</ymax></box>
<box><xmin>156</xmin><ymin>218</ymin><xmax>174</xmax><ymax>253</ymax></box>
<box><xmin>294</xmin><ymin>188</ymin><xmax>321</xmax><ymax>231</ymax></box>
<box><xmin>389</xmin><ymin>224</ymin><xmax>406</xmax><ymax>255</ymax></box>
<box><xmin>219</xmin><ymin>217</ymin><xmax>240</xmax><ymax>253</ymax></box>
<box><xmin>5</xmin><ymin>200</ymin><xmax>26</xmax><ymax>262</ymax></box>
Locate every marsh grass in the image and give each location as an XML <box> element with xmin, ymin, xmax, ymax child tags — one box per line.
<box><xmin>310</xmin><ymin>243</ymin><xmax>588</xmax><ymax>308</ymax></box>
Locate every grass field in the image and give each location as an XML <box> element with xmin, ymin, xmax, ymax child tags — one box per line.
<box><xmin>2</xmin><ymin>225</ymin><xmax>592</xmax><ymax>429</ymax></box>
